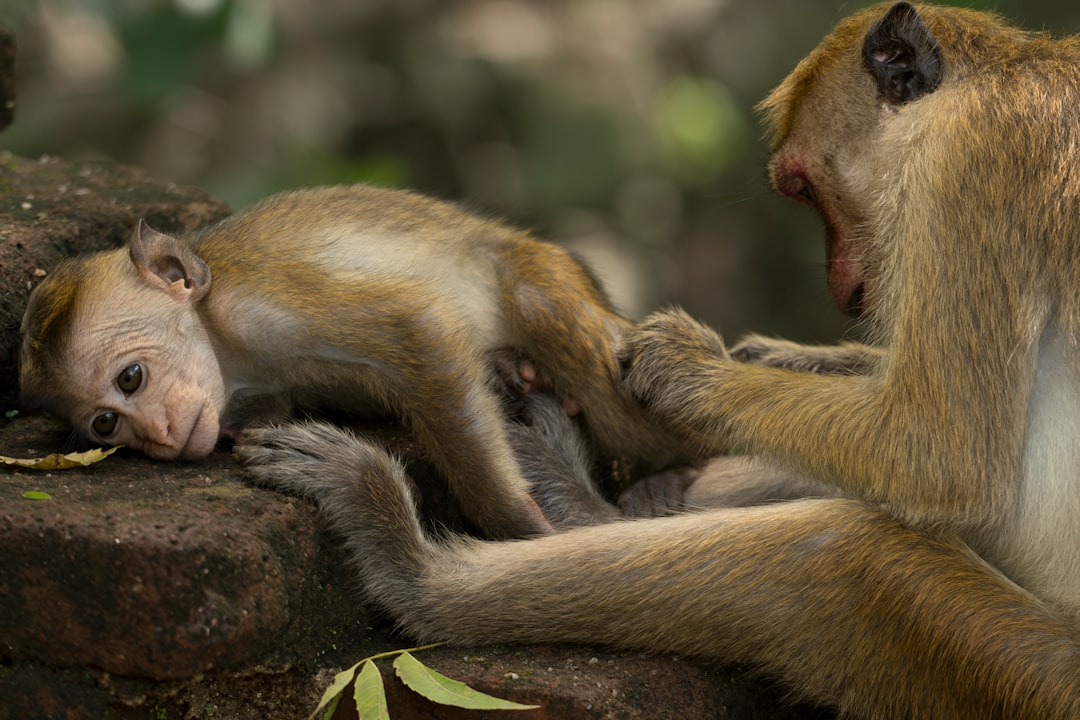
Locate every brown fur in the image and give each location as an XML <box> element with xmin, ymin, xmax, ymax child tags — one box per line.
<box><xmin>19</xmin><ymin>184</ymin><xmax>703</xmax><ymax>539</ymax></box>
<box><xmin>237</xmin><ymin>4</ymin><xmax>1080</xmax><ymax>718</ymax></box>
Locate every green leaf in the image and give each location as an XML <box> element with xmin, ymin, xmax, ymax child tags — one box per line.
<box><xmin>22</xmin><ymin>491</ymin><xmax>52</xmax><ymax>500</ymax></box>
<box><xmin>393</xmin><ymin>652</ymin><xmax>538</xmax><ymax>711</ymax></box>
<box><xmin>321</xmin><ymin>694</ymin><xmax>342</xmax><ymax>720</ymax></box>
<box><xmin>353</xmin><ymin>660</ymin><xmax>390</xmax><ymax>720</ymax></box>
<box><xmin>308</xmin><ymin>662</ymin><xmax>361</xmax><ymax>720</ymax></box>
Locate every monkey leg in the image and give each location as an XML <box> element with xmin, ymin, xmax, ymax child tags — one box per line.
<box><xmin>492</xmin><ymin>348</ymin><xmax>697</xmax><ymax>520</ymax></box>
<box><xmin>236</xmin><ymin>424</ymin><xmax>1080</xmax><ymax>720</ymax></box>
<box><xmin>506</xmin><ymin>386</ymin><xmax>748</xmax><ymax>521</ymax></box>
<box><xmin>392</xmin><ymin>354</ymin><xmax>553</xmax><ymax>539</ymax></box>
<box><xmin>343</xmin><ymin>303</ymin><xmax>553</xmax><ymax>539</ymax></box>
<box><xmin>494</xmin><ymin>241</ymin><xmax>707</xmax><ymax>482</ymax></box>
<box><xmin>505</xmin><ymin>392</ymin><xmax>621</xmax><ymax>528</ymax></box>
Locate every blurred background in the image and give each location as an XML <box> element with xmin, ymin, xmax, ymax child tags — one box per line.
<box><xmin>0</xmin><ymin>0</ymin><xmax>1076</xmax><ymax>343</ymax></box>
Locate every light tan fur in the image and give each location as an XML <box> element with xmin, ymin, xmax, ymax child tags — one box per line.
<box><xmin>237</xmin><ymin>4</ymin><xmax>1080</xmax><ymax>718</ymax></box>
<box><xmin>19</xmin><ymin>184</ymin><xmax>704</xmax><ymax>539</ymax></box>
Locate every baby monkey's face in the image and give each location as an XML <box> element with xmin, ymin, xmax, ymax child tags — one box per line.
<box><xmin>63</xmin><ymin>318</ymin><xmax>228</xmax><ymax>461</ymax></box>
<box><xmin>19</xmin><ymin>257</ymin><xmax>228</xmax><ymax>461</ymax></box>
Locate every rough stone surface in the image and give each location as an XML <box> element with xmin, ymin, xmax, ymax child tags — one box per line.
<box><xmin>0</xmin><ymin>151</ymin><xmax>231</xmax><ymax>406</ymax></box>
<box><xmin>0</xmin><ymin>415</ymin><xmax>369</xmax><ymax>681</ymax></box>
<box><xmin>0</xmin><ymin>153</ymin><xmax>832</xmax><ymax>719</ymax></box>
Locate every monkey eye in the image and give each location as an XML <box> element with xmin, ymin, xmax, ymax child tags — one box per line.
<box><xmin>117</xmin><ymin>364</ymin><xmax>144</xmax><ymax>394</ymax></box>
<box><xmin>92</xmin><ymin>411</ymin><xmax>119</xmax><ymax>437</ymax></box>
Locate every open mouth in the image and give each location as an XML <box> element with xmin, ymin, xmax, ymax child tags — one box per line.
<box><xmin>845</xmin><ymin>284</ymin><xmax>866</xmax><ymax>318</ymax></box>
<box><xmin>772</xmin><ymin>157</ymin><xmax>866</xmax><ymax>318</ymax></box>
<box><xmin>823</xmin><ymin>222</ymin><xmax>866</xmax><ymax>319</ymax></box>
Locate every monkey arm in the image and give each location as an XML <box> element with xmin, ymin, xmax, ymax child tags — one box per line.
<box><xmin>212</xmin><ymin>274</ymin><xmax>554</xmax><ymax>539</ymax></box>
<box><xmin>236</xmin><ymin>421</ymin><xmax>1080</xmax><ymax>720</ymax></box>
<box><xmin>621</xmin><ymin>308</ymin><xmax>1029</xmax><ymax>529</ymax></box>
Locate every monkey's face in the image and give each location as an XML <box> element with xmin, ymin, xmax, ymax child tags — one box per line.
<box><xmin>758</xmin><ymin>2</ymin><xmax>945</xmax><ymax>319</ymax></box>
<box><xmin>62</xmin><ymin>305</ymin><xmax>228</xmax><ymax>461</ymax></box>
<box><xmin>767</xmin><ymin>148</ymin><xmax>873</xmax><ymax>318</ymax></box>
<box><xmin>760</xmin><ymin>35</ymin><xmax>883</xmax><ymax>317</ymax></box>
<box><xmin>20</xmin><ymin>250</ymin><xmax>228</xmax><ymax>461</ymax></box>
<box><xmin>75</xmin><ymin>339</ymin><xmax>225</xmax><ymax>460</ymax></box>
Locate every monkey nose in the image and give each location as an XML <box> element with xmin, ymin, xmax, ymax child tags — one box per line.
<box><xmin>137</xmin><ymin>416</ymin><xmax>174</xmax><ymax>447</ymax></box>
<box><xmin>771</xmin><ymin>156</ymin><xmax>817</xmax><ymax>208</ymax></box>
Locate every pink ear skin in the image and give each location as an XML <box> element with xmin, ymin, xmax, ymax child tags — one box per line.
<box><xmin>129</xmin><ymin>220</ymin><xmax>212</xmax><ymax>303</ymax></box>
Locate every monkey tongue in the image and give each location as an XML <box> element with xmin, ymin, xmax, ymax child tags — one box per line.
<box><xmin>824</xmin><ymin>227</ymin><xmax>864</xmax><ymax>317</ymax></box>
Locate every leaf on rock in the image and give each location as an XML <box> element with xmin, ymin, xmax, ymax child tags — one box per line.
<box><xmin>1</xmin><ymin>446</ymin><xmax>120</xmax><ymax>470</ymax></box>
<box><xmin>393</xmin><ymin>651</ymin><xmax>538</xmax><ymax>711</ymax></box>
<box><xmin>353</xmin><ymin>659</ymin><xmax>390</xmax><ymax>720</ymax></box>
<box><xmin>309</xmin><ymin>662</ymin><xmax>360</xmax><ymax>720</ymax></box>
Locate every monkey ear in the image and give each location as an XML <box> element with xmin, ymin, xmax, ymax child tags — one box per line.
<box><xmin>129</xmin><ymin>220</ymin><xmax>212</xmax><ymax>303</ymax></box>
<box><xmin>862</xmin><ymin>2</ymin><xmax>942</xmax><ymax>107</ymax></box>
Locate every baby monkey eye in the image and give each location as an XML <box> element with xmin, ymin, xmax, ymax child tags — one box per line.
<box><xmin>92</xmin><ymin>411</ymin><xmax>119</xmax><ymax>437</ymax></box>
<box><xmin>117</xmin><ymin>363</ymin><xmax>144</xmax><ymax>394</ymax></box>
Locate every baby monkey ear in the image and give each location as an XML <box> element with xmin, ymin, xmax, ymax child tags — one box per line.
<box><xmin>129</xmin><ymin>219</ymin><xmax>212</xmax><ymax>303</ymax></box>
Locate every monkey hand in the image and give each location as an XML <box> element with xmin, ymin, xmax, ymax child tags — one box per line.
<box><xmin>731</xmin><ymin>335</ymin><xmax>817</xmax><ymax>369</ymax></box>
<box><xmin>732</xmin><ymin>334</ymin><xmax>883</xmax><ymax>375</ymax></box>
<box><xmin>235</xmin><ymin>422</ymin><xmax>420</xmax><ymax>514</ymax></box>
<box><xmin>620</xmin><ymin>308</ymin><xmax>734</xmax><ymax>454</ymax></box>
<box><xmin>236</xmin><ymin>421</ymin><xmax>435</xmax><ymax>590</ymax></box>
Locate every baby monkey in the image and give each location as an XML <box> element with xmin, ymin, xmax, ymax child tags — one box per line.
<box><xmin>19</xmin><ymin>183</ymin><xmax>701</xmax><ymax>538</ymax></box>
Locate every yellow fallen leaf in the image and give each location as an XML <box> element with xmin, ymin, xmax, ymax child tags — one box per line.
<box><xmin>1</xmin><ymin>446</ymin><xmax>120</xmax><ymax>470</ymax></box>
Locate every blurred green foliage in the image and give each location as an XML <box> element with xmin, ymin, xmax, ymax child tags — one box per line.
<box><xmin>1</xmin><ymin>0</ymin><xmax>1078</xmax><ymax>342</ymax></box>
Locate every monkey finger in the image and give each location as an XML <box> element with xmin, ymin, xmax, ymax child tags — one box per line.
<box><xmin>490</xmin><ymin>356</ymin><xmax>534</xmax><ymax>395</ymax></box>
<box><xmin>236</xmin><ymin>421</ymin><xmax>402</xmax><ymax>505</ymax></box>
<box><xmin>730</xmin><ymin>334</ymin><xmax>781</xmax><ymax>365</ymax></box>
<box><xmin>620</xmin><ymin>308</ymin><xmax>727</xmax><ymax>405</ymax></box>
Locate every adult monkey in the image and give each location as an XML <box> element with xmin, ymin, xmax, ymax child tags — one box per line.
<box><xmin>238</xmin><ymin>3</ymin><xmax>1080</xmax><ymax>718</ymax></box>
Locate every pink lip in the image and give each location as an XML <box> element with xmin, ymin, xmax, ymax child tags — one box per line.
<box><xmin>771</xmin><ymin>154</ymin><xmax>864</xmax><ymax>316</ymax></box>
